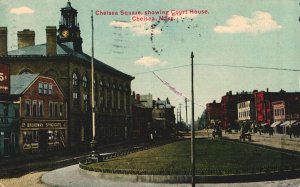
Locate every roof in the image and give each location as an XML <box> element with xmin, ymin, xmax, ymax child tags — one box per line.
<box><xmin>154</xmin><ymin>99</ymin><xmax>173</xmax><ymax>108</ymax></box>
<box><xmin>7</xmin><ymin>42</ymin><xmax>134</xmax><ymax>80</ymax></box>
<box><xmin>10</xmin><ymin>74</ymin><xmax>39</xmax><ymax>95</ymax></box>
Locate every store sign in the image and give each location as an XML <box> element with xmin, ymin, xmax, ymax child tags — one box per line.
<box><xmin>0</xmin><ymin>64</ymin><xmax>10</xmax><ymax>94</ymax></box>
<box><xmin>21</xmin><ymin>121</ymin><xmax>66</xmax><ymax>129</ymax></box>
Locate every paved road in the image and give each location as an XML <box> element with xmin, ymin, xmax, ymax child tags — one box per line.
<box><xmin>42</xmin><ymin>164</ymin><xmax>300</xmax><ymax>187</ymax></box>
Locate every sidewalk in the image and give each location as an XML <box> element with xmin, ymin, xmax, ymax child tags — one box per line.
<box><xmin>42</xmin><ymin>164</ymin><xmax>300</xmax><ymax>187</ymax></box>
<box><xmin>223</xmin><ymin>132</ymin><xmax>300</xmax><ymax>152</ymax></box>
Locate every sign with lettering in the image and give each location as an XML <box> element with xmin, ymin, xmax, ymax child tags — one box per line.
<box><xmin>21</xmin><ymin>121</ymin><xmax>66</xmax><ymax>129</ymax></box>
<box><xmin>0</xmin><ymin>64</ymin><xmax>10</xmax><ymax>95</ymax></box>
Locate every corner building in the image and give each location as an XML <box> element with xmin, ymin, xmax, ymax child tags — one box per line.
<box><xmin>0</xmin><ymin>1</ymin><xmax>134</xmax><ymax>150</ymax></box>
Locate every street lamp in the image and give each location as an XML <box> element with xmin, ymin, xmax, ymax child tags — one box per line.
<box><xmin>90</xmin><ymin>10</ymin><xmax>97</xmax><ymax>156</ymax></box>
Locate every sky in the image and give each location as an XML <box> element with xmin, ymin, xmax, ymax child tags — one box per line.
<box><xmin>1</xmin><ymin>0</ymin><xmax>300</xmax><ymax>123</ymax></box>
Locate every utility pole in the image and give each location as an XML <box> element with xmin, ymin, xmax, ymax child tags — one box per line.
<box><xmin>191</xmin><ymin>52</ymin><xmax>195</xmax><ymax>187</ymax></box>
<box><xmin>179</xmin><ymin>103</ymin><xmax>182</xmax><ymax>129</ymax></box>
<box><xmin>185</xmin><ymin>97</ymin><xmax>188</xmax><ymax>127</ymax></box>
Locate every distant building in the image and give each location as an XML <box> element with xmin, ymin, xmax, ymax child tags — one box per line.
<box><xmin>131</xmin><ymin>93</ymin><xmax>153</xmax><ymax>141</ymax></box>
<box><xmin>0</xmin><ymin>74</ymin><xmax>67</xmax><ymax>155</ymax></box>
<box><xmin>254</xmin><ymin>89</ymin><xmax>300</xmax><ymax>125</ymax></box>
<box><xmin>206</xmin><ymin>100</ymin><xmax>221</xmax><ymax>128</ymax></box>
<box><xmin>139</xmin><ymin>93</ymin><xmax>153</xmax><ymax>108</ymax></box>
<box><xmin>221</xmin><ymin>91</ymin><xmax>238</xmax><ymax>130</ymax></box>
<box><xmin>271</xmin><ymin>99</ymin><xmax>300</xmax><ymax>133</ymax></box>
<box><xmin>152</xmin><ymin>98</ymin><xmax>175</xmax><ymax>138</ymax></box>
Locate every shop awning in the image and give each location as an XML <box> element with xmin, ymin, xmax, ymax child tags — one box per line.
<box><xmin>280</xmin><ymin>121</ymin><xmax>290</xmax><ymax>127</ymax></box>
<box><xmin>280</xmin><ymin>120</ymin><xmax>296</xmax><ymax>127</ymax></box>
<box><xmin>271</xmin><ymin>121</ymin><xmax>282</xmax><ymax>128</ymax></box>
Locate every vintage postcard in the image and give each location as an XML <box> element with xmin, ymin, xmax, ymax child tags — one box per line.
<box><xmin>0</xmin><ymin>0</ymin><xmax>299</xmax><ymax>186</ymax></box>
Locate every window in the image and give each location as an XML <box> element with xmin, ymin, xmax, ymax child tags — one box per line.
<box><xmin>38</xmin><ymin>82</ymin><xmax>43</xmax><ymax>94</ymax></box>
<box><xmin>72</xmin><ymin>73</ymin><xmax>78</xmax><ymax>86</ymax></box>
<box><xmin>59</xmin><ymin>103</ymin><xmax>63</xmax><ymax>117</ymax></box>
<box><xmin>49</xmin><ymin>84</ymin><xmax>53</xmax><ymax>95</ymax></box>
<box><xmin>120</xmin><ymin>92</ymin><xmax>124</xmax><ymax>110</ymax></box>
<box><xmin>83</xmin><ymin>75</ymin><xmax>87</xmax><ymax>88</ymax></box>
<box><xmin>73</xmin><ymin>92</ymin><xmax>79</xmax><ymax>105</ymax></box>
<box><xmin>44</xmin><ymin>83</ymin><xmax>49</xmax><ymax>95</ymax></box>
<box><xmin>25</xmin><ymin>100</ymin><xmax>31</xmax><ymax>116</ymax></box>
<box><xmin>49</xmin><ymin>101</ymin><xmax>53</xmax><ymax>117</ymax></box>
<box><xmin>54</xmin><ymin>102</ymin><xmax>58</xmax><ymax>117</ymax></box>
<box><xmin>114</xmin><ymin>89</ymin><xmax>118</xmax><ymax>109</ymax></box>
<box><xmin>83</xmin><ymin>94</ymin><xmax>88</xmax><ymax>111</ymax></box>
<box><xmin>32</xmin><ymin>100</ymin><xmax>37</xmax><ymax>117</ymax></box>
<box><xmin>107</xmin><ymin>89</ymin><xmax>112</xmax><ymax>108</ymax></box>
<box><xmin>38</xmin><ymin>100</ymin><xmax>43</xmax><ymax>117</ymax></box>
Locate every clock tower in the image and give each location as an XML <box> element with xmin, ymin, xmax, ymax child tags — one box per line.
<box><xmin>57</xmin><ymin>0</ymin><xmax>83</xmax><ymax>52</ymax></box>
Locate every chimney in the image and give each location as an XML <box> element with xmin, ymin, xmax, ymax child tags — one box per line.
<box><xmin>17</xmin><ymin>29</ymin><xmax>35</xmax><ymax>49</ymax></box>
<box><xmin>136</xmin><ymin>94</ymin><xmax>140</xmax><ymax>102</ymax></box>
<box><xmin>0</xmin><ymin>27</ymin><xmax>7</xmax><ymax>56</ymax></box>
<box><xmin>46</xmin><ymin>26</ymin><xmax>57</xmax><ymax>56</ymax></box>
<box><xmin>266</xmin><ymin>88</ymin><xmax>269</xmax><ymax>92</ymax></box>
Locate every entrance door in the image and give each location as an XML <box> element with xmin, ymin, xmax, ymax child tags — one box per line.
<box><xmin>3</xmin><ymin>138</ymin><xmax>9</xmax><ymax>156</ymax></box>
<box><xmin>39</xmin><ymin>130</ymin><xmax>49</xmax><ymax>151</ymax></box>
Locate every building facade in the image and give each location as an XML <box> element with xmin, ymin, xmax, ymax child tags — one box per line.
<box><xmin>221</xmin><ymin>91</ymin><xmax>238</xmax><ymax>130</ymax></box>
<box><xmin>152</xmin><ymin>98</ymin><xmax>175</xmax><ymax>138</ymax></box>
<box><xmin>0</xmin><ymin>1</ymin><xmax>134</xmax><ymax>149</ymax></box>
<box><xmin>206</xmin><ymin>100</ymin><xmax>221</xmax><ymax>128</ymax></box>
<box><xmin>0</xmin><ymin>74</ymin><xmax>67</xmax><ymax>155</ymax></box>
<box><xmin>254</xmin><ymin>89</ymin><xmax>300</xmax><ymax>125</ymax></box>
<box><xmin>131</xmin><ymin>93</ymin><xmax>153</xmax><ymax>141</ymax></box>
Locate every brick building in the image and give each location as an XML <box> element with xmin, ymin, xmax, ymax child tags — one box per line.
<box><xmin>206</xmin><ymin>100</ymin><xmax>221</xmax><ymax>128</ymax></box>
<box><xmin>0</xmin><ymin>74</ymin><xmax>67</xmax><ymax>155</ymax></box>
<box><xmin>221</xmin><ymin>91</ymin><xmax>238</xmax><ymax>130</ymax></box>
<box><xmin>254</xmin><ymin>89</ymin><xmax>300</xmax><ymax>125</ymax></box>
<box><xmin>0</xmin><ymin>1</ymin><xmax>134</xmax><ymax>149</ymax></box>
<box><xmin>131</xmin><ymin>93</ymin><xmax>153</xmax><ymax>141</ymax></box>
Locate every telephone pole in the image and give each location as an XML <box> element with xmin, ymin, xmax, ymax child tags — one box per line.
<box><xmin>185</xmin><ymin>97</ymin><xmax>188</xmax><ymax>127</ymax></box>
<box><xmin>191</xmin><ymin>52</ymin><xmax>195</xmax><ymax>187</ymax></box>
<box><xmin>179</xmin><ymin>103</ymin><xmax>182</xmax><ymax>128</ymax></box>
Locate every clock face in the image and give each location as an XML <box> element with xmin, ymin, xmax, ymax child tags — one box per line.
<box><xmin>61</xmin><ymin>30</ymin><xmax>69</xmax><ymax>38</ymax></box>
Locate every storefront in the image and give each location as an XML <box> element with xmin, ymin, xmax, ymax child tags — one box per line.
<box><xmin>20</xmin><ymin>120</ymin><xmax>67</xmax><ymax>153</ymax></box>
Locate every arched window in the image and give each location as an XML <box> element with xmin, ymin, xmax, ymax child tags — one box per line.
<box><xmin>83</xmin><ymin>75</ymin><xmax>88</xmax><ymax>88</ymax></box>
<box><xmin>72</xmin><ymin>73</ymin><xmax>78</xmax><ymax>86</ymax></box>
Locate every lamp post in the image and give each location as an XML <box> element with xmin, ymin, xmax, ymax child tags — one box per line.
<box><xmin>90</xmin><ymin>10</ymin><xmax>97</xmax><ymax>155</ymax></box>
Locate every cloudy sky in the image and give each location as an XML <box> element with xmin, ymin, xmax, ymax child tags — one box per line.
<box><xmin>1</xmin><ymin>0</ymin><xmax>300</xmax><ymax>123</ymax></box>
